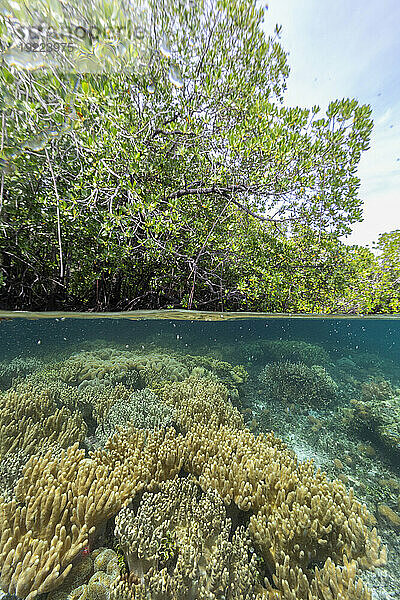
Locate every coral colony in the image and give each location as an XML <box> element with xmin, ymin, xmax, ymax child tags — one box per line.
<box><xmin>1</xmin><ymin>340</ymin><xmax>398</xmax><ymax>600</ymax></box>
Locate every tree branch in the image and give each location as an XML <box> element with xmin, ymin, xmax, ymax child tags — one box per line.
<box><xmin>45</xmin><ymin>147</ymin><xmax>64</xmax><ymax>281</ymax></box>
<box><xmin>167</xmin><ymin>183</ymin><xmax>296</xmax><ymax>223</ymax></box>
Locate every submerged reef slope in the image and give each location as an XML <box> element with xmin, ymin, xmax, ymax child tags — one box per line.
<box><xmin>0</xmin><ymin>345</ymin><xmax>388</xmax><ymax>600</ymax></box>
<box><xmin>0</xmin><ymin>357</ymin><xmax>43</xmax><ymax>391</ymax></box>
<box><xmin>55</xmin><ymin>348</ymin><xmax>190</xmax><ymax>387</ymax></box>
<box><xmin>342</xmin><ymin>378</ymin><xmax>400</xmax><ymax>460</ymax></box>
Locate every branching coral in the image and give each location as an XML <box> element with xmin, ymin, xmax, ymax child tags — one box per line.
<box><xmin>0</xmin><ymin>424</ymin><xmax>186</xmax><ymax>600</ymax></box>
<box><xmin>258</xmin><ymin>361</ymin><xmax>338</xmax><ymax>406</ymax></box>
<box><xmin>93</xmin><ymin>388</ymin><xmax>176</xmax><ymax>448</ymax></box>
<box><xmin>0</xmin><ymin>417</ymin><xmax>386</xmax><ymax>600</ymax></box>
<box><xmin>0</xmin><ymin>444</ymin><xmax>103</xmax><ymax>600</ymax></box>
<box><xmin>235</xmin><ymin>340</ymin><xmax>330</xmax><ymax>367</ymax></box>
<box><xmin>0</xmin><ymin>380</ymin><xmax>86</xmax><ymax>460</ymax></box>
<box><xmin>183</xmin><ymin>424</ymin><xmax>385</xmax><ymax>598</ymax></box>
<box><xmin>0</xmin><ymin>356</ymin><xmax>43</xmax><ymax>390</ymax></box>
<box><xmin>0</xmin><ymin>347</ymin><xmax>387</xmax><ymax>600</ymax></box>
<box><xmin>261</xmin><ymin>340</ymin><xmax>330</xmax><ymax>366</ymax></box>
<box><xmin>158</xmin><ymin>373</ymin><xmax>244</xmax><ymax>432</ymax></box>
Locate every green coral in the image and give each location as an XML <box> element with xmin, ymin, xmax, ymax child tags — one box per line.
<box><xmin>113</xmin><ymin>544</ymin><xmax>128</xmax><ymax>577</ymax></box>
<box><xmin>258</xmin><ymin>360</ymin><xmax>338</xmax><ymax>406</ymax></box>
<box><xmin>156</xmin><ymin>530</ymin><xmax>178</xmax><ymax>568</ymax></box>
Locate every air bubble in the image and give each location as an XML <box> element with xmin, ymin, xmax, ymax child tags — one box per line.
<box><xmin>6</xmin><ymin>148</ymin><xmax>21</xmax><ymax>159</ymax></box>
<box><xmin>0</xmin><ymin>157</ymin><xmax>9</xmax><ymax>172</ymax></box>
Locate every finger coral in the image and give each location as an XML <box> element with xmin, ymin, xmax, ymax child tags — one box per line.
<box><xmin>0</xmin><ymin>356</ymin><xmax>43</xmax><ymax>390</ymax></box>
<box><xmin>0</xmin><ymin>444</ymin><xmax>101</xmax><ymax>600</ymax></box>
<box><xmin>0</xmin><ymin>425</ymin><xmax>186</xmax><ymax>600</ymax></box>
<box><xmin>0</xmin><ymin>379</ymin><xmax>86</xmax><ymax>459</ymax></box>
<box><xmin>159</xmin><ymin>373</ymin><xmax>244</xmax><ymax>432</ymax></box>
<box><xmin>183</xmin><ymin>423</ymin><xmax>386</xmax><ymax>597</ymax></box>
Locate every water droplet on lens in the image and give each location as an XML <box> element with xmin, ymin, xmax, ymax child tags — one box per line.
<box><xmin>146</xmin><ymin>82</ymin><xmax>155</xmax><ymax>94</ymax></box>
<box><xmin>160</xmin><ymin>36</ymin><xmax>172</xmax><ymax>59</ymax></box>
<box><xmin>24</xmin><ymin>133</ymin><xmax>48</xmax><ymax>151</ymax></box>
<box><xmin>46</xmin><ymin>127</ymin><xmax>61</xmax><ymax>138</ymax></box>
<box><xmin>169</xmin><ymin>64</ymin><xmax>183</xmax><ymax>88</ymax></box>
<box><xmin>94</xmin><ymin>42</ymin><xmax>116</xmax><ymax>63</ymax></box>
<box><xmin>0</xmin><ymin>157</ymin><xmax>9</xmax><ymax>172</ymax></box>
<box><xmin>3</xmin><ymin>49</ymin><xmax>50</xmax><ymax>71</ymax></box>
<box><xmin>116</xmin><ymin>42</ymin><xmax>127</xmax><ymax>57</ymax></box>
<box><xmin>0</xmin><ymin>90</ymin><xmax>14</xmax><ymax>105</ymax></box>
<box><xmin>60</xmin><ymin>121</ymin><xmax>72</xmax><ymax>133</ymax></box>
<box><xmin>6</xmin><ymin>148</ymin><xmax>21</xmax><ymax>159</ymax></box>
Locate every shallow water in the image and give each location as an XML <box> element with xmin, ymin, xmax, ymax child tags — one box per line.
<box><xmin>0</xmin><ymin>312</ymin><xmax>399</xmax><ymax>600</ymax></box>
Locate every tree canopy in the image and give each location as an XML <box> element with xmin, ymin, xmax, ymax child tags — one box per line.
<box><xmin>1</xmin><ymin>0</ymin><xmax>397</xmax><ymax>313</ymax></box>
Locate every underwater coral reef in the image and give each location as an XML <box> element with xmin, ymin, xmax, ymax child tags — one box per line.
<box><xmin>0</xmin><ymin>341</ymin><xmax>398</xmax><ymax>600</ymax></box>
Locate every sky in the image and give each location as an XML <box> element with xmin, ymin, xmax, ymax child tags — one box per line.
<box><xmin>261</xmin><ymin>0</ymin><xmax>400</xmax><ymax>249</ymax></box>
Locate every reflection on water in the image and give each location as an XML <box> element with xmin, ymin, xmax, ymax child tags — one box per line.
<box><xmin>0</xmin><ymin>314</ymin><xmax>399</xmax><ymax>600</ymax></box>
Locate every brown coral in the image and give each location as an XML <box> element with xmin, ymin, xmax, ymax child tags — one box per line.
<box><xmin>0</xmin><ymin>380</ymin><xmax>86</xmax><ymax>460</ymax></box>
<box><xmin>159</xmin><ymin>373</ymin><xmax>244</xmax><ymax>432</ymax></box>
<box><xmin>0</xmin><ymin>423</ymin><xmax>186</xmax><ymax>600</ymax></box>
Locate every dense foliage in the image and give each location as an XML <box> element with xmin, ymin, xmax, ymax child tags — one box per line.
<box><xmin>0</xmin><ymin>0</ymin><xmax>398</xmax><ymax>313</ymax></box>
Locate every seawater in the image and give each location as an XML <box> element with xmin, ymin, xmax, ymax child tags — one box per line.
<box><xmin>0</xmin><ymin>312</ymin><xmax>399</xmax><ymax>600</ymax></box>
